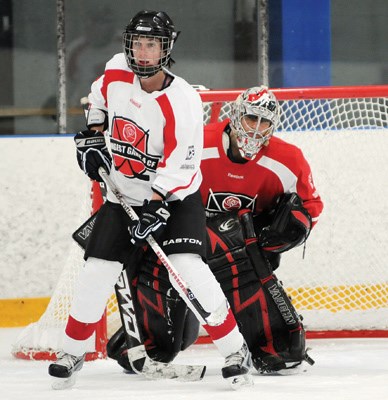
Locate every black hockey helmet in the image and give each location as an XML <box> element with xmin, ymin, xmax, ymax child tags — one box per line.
<box><xmin>123</xmin><ymin>10</ymin><xmax>179</xmax><ymax>78</ymax></box>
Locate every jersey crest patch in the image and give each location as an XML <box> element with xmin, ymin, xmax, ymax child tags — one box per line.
<box><xmin>206</xmin><ymin>192</ymin><xmax>256</xmax><ymax>214</ymax></box>
<box><xmin>111</xmin><ymin>116</ymin><xmax>161</xmax><ymax>180</ymax></box>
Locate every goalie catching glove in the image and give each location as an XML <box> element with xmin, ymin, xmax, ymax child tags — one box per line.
<box><xmin>130</xmin><ymin>199</ymin><xmax>171</xmax><ymax>246</ymax></box>
<box><xmin>259</xmin><ymin>193</ymin><xmax>312</xmax><ymax>253</ymax></box>
<box><xmin>74</xmin><ymin>130</ymin><xmax>112</xmax><ymax>182</ymax></box>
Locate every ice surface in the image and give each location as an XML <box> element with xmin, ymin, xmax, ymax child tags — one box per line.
<box><xmin>1</xmin><ymin>328</ymin><xmax>388</xmax><ymax>400</ymax></box>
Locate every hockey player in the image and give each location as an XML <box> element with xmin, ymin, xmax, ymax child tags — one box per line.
<box><xmin>106</xmin><ymin>86</ymin><xmax>323</xmax><ymax>376</ymax></box>
<box><xmin>199</xmin><ymin>86</ymin><xmax>323</xmax><ymax>372</ymax></box>
<box><xmin>48</xmin><ymin>10</ymin><xmax>252</xmax><ymax>390</ymax></box>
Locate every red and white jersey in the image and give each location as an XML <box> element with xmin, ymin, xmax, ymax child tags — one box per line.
<box><xmin>200</xmin><ymin>120</ymin><xmax>323</xmax><ymax>227</ymax></box>
<box><xmin>88</xmin><ymin>53</ymin><xmax>203</xmax><ymax>206</ymax></box>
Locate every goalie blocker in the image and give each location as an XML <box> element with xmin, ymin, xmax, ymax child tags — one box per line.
<box><xmin>79</xmin><ymin>208</ymin><xmax>313</xmax><ymax>374</ymax></box>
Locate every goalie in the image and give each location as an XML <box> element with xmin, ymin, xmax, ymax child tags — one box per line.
<box><xmin>106</xmin><ymin>86</ymin><xmax>323</xmax><ymax>376</ymax></box>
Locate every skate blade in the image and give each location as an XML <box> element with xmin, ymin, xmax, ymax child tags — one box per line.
<box><xmin>51</xmin><ymin>373</ymin><xmax>77</xmax><ymax>390</ymax></box>
<box><xmin>226</xmin><ymin>373</ymin><xmax>254</xmax><ymax>390</ymax></box>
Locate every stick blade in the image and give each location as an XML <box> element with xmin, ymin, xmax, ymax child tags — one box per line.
<box><xmin>127</xmin><ymin>345</ymin><xmax>206</xmax><ymax>381</ymax></box>
<box><xmin>142</xmin><ymin>357</ymin><xmax>206</xmax><ymax>382</ymax></box>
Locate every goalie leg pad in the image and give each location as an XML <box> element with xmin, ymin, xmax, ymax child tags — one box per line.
<box><xmin>108</xmin><ymin>255</ymin><xmax>200</xmax><ymax>371</ymax></box>
<box><xmin>239</xmin><ymin>210</ymin><xmax>302</xmax><ymax>331</ymax></box>
<box><xmin>136</xmin><ymin>254</ymin><xmax>200</xmax><ymax>363</ymax></box>
<box><xmin>240</xmin><ymin>210</ymin><xmax>315</xmax><ymax>371</ymax></box>
<box><xmin>206</xmin><ymin>211</ymin><xmax>312</xmax><ymax>372</ymax></box>
<box><xmin>107</xmin><ymin>326</ymin><xmax>143</xmax><ymax>374</ymax></box>
<box><xmin>111</xmin><ymin>262</ymin><xmax>144</xmax><ymax>374</ymax></box>
<box><xmin>206</xmin><ymin>213</ymin><xmax>283</xmax><ymax>356</ymax></box>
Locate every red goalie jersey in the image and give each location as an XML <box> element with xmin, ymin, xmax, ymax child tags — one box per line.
<box><xmin>200</xmin><ymin>119</ymin><xmax>323</xmax><ymax>227</ymax></box>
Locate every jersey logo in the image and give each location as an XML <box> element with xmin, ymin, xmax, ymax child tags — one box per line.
<box><xmin>111</xmin><ymin>116</ymin><xmax>161</xmax><ymax>180</ymax></box>
<box><xmin>206</xmin><ymin>192</ymin><xmax>256</xmax><ymax>214</ymax></box>
<box><xmin>156</xmin><ymin>208</ymin><xmax>170</xmax><ymax>219</ymax></box>
<box><xmin>219</xmin><ymin>218</ymin><xmax>236</xmax><ymax>232</ymax></box>
<box><xmin>222</xmin><ymin>196</ymin><xmax>242</xmax><ymax>210</ymax></box>
<box><xmin>186</xmin><ymin>145</ymin><xmax>195</xmax><ymax>160</ymax></box>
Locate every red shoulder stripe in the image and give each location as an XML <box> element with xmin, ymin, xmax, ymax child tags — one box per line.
<box><xmin>155</xmin><ymin>94</ymin><xmax>177</xmax><ymax>169</ymax></box>
<box><xmin>101</xmin><ymin>69</ymin><xmax>134</xmax><ymax>107</ymax></box>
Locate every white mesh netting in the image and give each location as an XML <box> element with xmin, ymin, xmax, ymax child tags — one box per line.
<box><xmin>203</xmin><ymin>95</ymin><xmax>388</xmax><ymax>130</ymax></box>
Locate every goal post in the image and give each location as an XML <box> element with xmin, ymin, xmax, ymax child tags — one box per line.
<box><xmin>12</xmin><ymin>85</ymin><xmax>388</xmax><ymax>361</ymax></box>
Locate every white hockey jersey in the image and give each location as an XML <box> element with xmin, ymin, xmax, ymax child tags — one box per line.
<box><xmin>88</xmin><ymin>53</ymin><xmax>203</xmax><ymax>206</ymax></box>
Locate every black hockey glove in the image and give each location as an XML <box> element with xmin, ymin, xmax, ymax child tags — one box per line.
<box><xmin>130</xmin><ymin>200</ymin><xmax>170</xmax><ymax>246</ymax></box>
<box><xmin>74</xmin><ymin>130</ymin><xmax>112</xmax><ymax>182</ymax></box>
<box><xmin>259</xmin><ymin>193</ymin><xmax>312</xmax><ymax>253</ymax></box>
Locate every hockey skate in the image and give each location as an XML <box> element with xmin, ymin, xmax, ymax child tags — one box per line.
<box><xmin>221</xmin><ymin>341</ymin><xmax>253</xmax><ymax>390</ymax></box>
<box><xmin>48</xmin><ymin>352</ymin><xmax>85</xmax><ymax>390</ymax></box>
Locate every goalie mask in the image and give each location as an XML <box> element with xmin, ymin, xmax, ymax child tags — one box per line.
<box><xmin>123</xmin><ymin>10</ymin><xmax>179</xmax><ymax>78</ymax></box>
<box><xmin>230</xmin><ymin>86</ymin><xmax>280</xmax><ymax>160</ymax></box>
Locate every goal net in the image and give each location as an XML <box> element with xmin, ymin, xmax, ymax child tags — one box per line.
<box><xmin>12</xmin><ymin>85</ymin><xmax>388</xmax><ymax>361</ymax></box>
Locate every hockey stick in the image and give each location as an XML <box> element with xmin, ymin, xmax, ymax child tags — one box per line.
<box><xmin>98</xmin><ymin>167</ymin><xmax>212</xmax><ymax>324</ymax></box>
